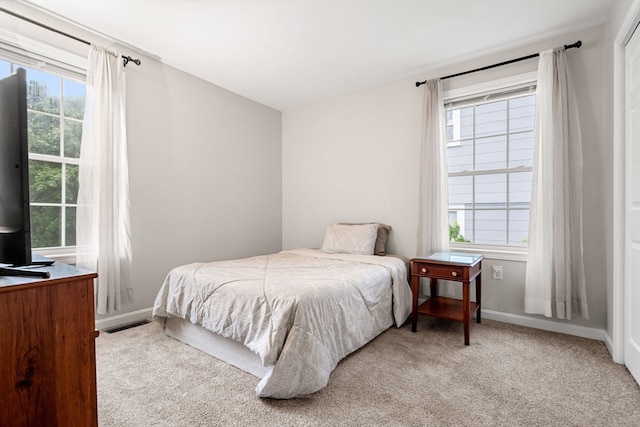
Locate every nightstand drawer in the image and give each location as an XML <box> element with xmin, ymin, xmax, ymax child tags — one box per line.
<box><xmin>412</xmin><ymin>262</ymin><xmax>464</xmax><ymax>280</ymax></box>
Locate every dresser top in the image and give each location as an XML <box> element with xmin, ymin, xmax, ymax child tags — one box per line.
<box><xmin>0</xmin><ymin>262</ymin><xmax>96</xmax><ymax>289</ymax></box>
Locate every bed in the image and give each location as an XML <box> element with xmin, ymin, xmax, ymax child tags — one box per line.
<box><xmin>152</xmin><ymin>223</ymin><xmax>412</xmax><ymax>398</ymax></box>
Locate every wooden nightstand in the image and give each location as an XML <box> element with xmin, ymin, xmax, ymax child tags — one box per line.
<box><xmin>411</xmin><ymin>252</ymin><xmax>483</xmax><ymax>345</ymax></box>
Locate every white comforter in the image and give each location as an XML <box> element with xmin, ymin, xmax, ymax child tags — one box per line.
<box><xmin>152</xmin><ymin>248</ymin><xmax>412</xmax><ymax>398</ymax></box>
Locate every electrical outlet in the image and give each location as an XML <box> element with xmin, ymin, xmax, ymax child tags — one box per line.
<box><xmin>492</xmin><ymin>265</ymin><xmax>503</xmax><ymax>280</ymax></box>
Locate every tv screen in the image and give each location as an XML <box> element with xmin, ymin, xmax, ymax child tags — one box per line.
<box><xmin>0</xmin><ymin>67</ymin><xmax>31</xmax><ymax>267</ymax></box>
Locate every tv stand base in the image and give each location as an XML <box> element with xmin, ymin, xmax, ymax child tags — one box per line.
<box><xmin>0</xmin><ymin>266</ymin><xmax>50</xmax><ymax>278</ymax></box>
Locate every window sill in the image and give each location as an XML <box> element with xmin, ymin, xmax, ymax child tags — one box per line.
<box><xmin>448</xmin><ymin>244</ymin><xmax>527</xmax><ymax>262</ymax></box>
<box><xmin>34</xmin><ymin>248</ymin><xmax>76</xmax><ymax>265</ymax></box>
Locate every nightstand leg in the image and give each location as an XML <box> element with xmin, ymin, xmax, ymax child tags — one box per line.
<box><xmin>463</xmin><ymin>281</ymin><xmax>470</xmax><ymax>345</ymax></box>
<box><xmin>429</xmin><ymin>278</ymin><xmax>438</xmax><ymax>297</ymax></box>
<box><xmin>476</xmin><ymin>268</ymin><xmax>482</xmax><ymax>323</ymax></box>
<box><xmin>411</xmin><ymin>275</ymin><xmax>419</xmax><ymax>332</ymax></box>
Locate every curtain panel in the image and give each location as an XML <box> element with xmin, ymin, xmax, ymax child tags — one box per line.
<box><xmin>417</xmin><ymin>79</ymin><xmax>452</xmax><ymax>296</ymax></box>
<box><xmin>417</xmin><ymin>79</ymin><xmax>449</xmax><ymax>256</ymax></box>
<box><xmin>76</xmin><ymin>45</ymin><xmax>133</xmax><ymax>314</ymax></box>
<box><xmin>525</xmin><ymin>48</ymin><xmax>588</xmax><ymax>320</ymax></box>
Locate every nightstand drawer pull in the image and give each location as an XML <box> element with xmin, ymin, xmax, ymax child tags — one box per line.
<box><xmin>421</xmin><ymin>267</ymin><xmax>427</xmax><ymax>273</ymax></box>
<box><xmin>451</xmin><ymin>271</ymin><xmax>458</xmax><ymax>277</ymax></box>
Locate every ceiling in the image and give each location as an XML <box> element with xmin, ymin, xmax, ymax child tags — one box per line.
<box><xmin>24</xmin><ymin>0</ymin><xmax>613</xmax><ymax>111</ymax></box>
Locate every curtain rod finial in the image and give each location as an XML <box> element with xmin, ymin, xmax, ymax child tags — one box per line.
<box><xmin>122</xmin><ymin>55</ymin><xmax>142</xmax><ymax>67</ymax></box>
<box><xmin>565</xmin><ymin>40</ymin><xmax>582</xmax><ymax>50</ymax></box>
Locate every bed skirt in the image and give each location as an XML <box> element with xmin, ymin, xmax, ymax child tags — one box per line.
<box><xmin>164</xmin><ymin>317</ymin><xmax>273</xmax><ymax>378</ymax></box>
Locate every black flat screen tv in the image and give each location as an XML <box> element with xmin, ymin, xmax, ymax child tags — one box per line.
<box><xmin>0</xmin><ymin>67</ymin><xmax>31</xmax><ymax>266</ymax></box>
<box><xmin>0</xmin><ymin>67</ymin><xmax>51</xmax><ymax>277</ymax></box>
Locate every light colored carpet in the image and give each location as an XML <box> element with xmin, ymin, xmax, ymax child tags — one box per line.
<box><xmin>96</xmin><ymin>318</ymin><xmax>640</xmax><ymax>426</ymax></box>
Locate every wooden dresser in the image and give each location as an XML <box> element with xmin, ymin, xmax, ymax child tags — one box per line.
<box><xmin>0</xmin><ymin>263</ymin><xmax>98</xmax><ymax>427</ymax></box>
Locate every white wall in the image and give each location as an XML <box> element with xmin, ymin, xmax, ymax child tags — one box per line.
<box><xmin>120</xmin><ymin>56</ymin><xmax>282</xmax><ymax>320</ymax></box>
<box><xmin>283</xmin><ymin>25</ymin><xmax>607</xmax><ymax>332</ymax></box>
<box><xmin>282</xmin><ymin>78</ymin><xmax>421</xmax><ymax>256</ymax></box>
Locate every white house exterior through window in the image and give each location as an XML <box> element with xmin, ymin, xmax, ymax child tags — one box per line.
<box><xmin>445</xmin><ymin>85</ymin><xmax>536</xmax><ymax>247</ymax></box>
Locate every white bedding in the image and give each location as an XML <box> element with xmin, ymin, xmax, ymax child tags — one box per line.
<box><xmin>152</xmin><ymin>248</ymin><xmax>412</xmax><ymax>398</ymax></box>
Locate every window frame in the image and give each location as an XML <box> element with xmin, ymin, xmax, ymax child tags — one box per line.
<box><xmin>443</xmin><ymin>72</ymin><xmax>537</xmax><ymax>261</ymax></box>
<box><xmin>1</xmin><ymin>33</ymin><xmax>87</xmax><ymax>264</ymax></box>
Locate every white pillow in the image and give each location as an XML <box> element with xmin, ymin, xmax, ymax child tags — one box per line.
<box><xmin>320</xmin><ymin>223</ymin><xmax>379</xmax><ymax>255</ymax></box>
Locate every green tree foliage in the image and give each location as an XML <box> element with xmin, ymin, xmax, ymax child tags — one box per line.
<box><xmin>449</xmin><ymin>221</ymin><xmax>470</xmax><ymax>243</ymax></box>
<box><xmin>66</xmin><ymin>164</ymin><xmax>79</xmax><ymax>203</ymax></box>
<box><xmin>30</xmin><ymin>206</ymin><xmax>61</xmax><ymax>248</ymax></box>
<box><xmin>26</xmin><ymin>79</ymin><xmax>84</xmax><ymax>248</ymax></box>
<box><xmin>63</xmin><ymin>91</ymin><xmax>85</xmax><ymax>120</ymax></box>
<box><xmin>28</xmin><ymin>112</ymin><xmax>60</xmax><ymax>155</ymax></box>
<box><xmin>64</xmin><ymin>119</ymin><xmax>82</xmax><ymax>158</ymax></box>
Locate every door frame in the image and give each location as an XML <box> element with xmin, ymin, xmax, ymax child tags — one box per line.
<box><xmin>612</xmin><ymin>0</ymin><xmax>640</xmax><ymax>367</ymax></box>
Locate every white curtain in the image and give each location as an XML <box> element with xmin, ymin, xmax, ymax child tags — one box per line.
<box><xmin>417</xmin><ymin>79</ymin><xmax>449</xmax><ymax>256</ymax></box>
<box><xmin>417</xmin><ymin>78</ymin><xmax>451</xmax><ymax>296</ymax></box>
<box><xmin>525</xmin><ymin>48</ymin><xmax>588</xmax><ymax>319</ymax></box>
<box><xmin>76</xmin><ymin>45</ymin><xmax>133</xmax><ymax>314</ymax></box>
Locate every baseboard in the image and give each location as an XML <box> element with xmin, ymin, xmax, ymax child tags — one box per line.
<box><xmin>94</xmin><ymin>307</ymin><xmax>606</xmax><ymax>345</ymax></box>
<box><xmin>95</xmin><ymin>307</ymin><xmax>154</xmax><ymax>331</ymax></box>
<box><xmin>482</xmin><ymin>309</ymin><xmax>605</xmax><ymax>341</ymax></box>
<box><xmin>602</xmin><ymin>330</ymin><xmax>623</xmax><ymax>364</ymax></box>
<box><xmin>603</xmin><ymin>331</ymin><xmax>614</xmax><ymax>354</ymax></box>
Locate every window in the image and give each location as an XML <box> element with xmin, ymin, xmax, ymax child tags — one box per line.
<box><xmin>0</xmin><ymin>59</ymin><xmax>86</xmax><ymax>250</ymax></box>
<box><xmin>445</xmin><ymin>86</ymin><xmax>535</xmax><ymax>247</ymax></box>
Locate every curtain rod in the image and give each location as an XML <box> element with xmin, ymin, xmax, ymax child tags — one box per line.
<box><xmin>415</xmin><ymin>40</ymin><xmax>581</xmax><ymax>87</ymax></box>
<box><xmin>0</xmin><ymin>7</ymin><xmax>141</xmax><ymax>67</ymax></box>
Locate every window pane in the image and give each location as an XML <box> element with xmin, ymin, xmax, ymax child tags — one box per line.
<box><xmin>0</xmin><ymin>59</ymin><xmax>10</xmax><ymax>76</ymax></box>
<box><xmin>448</xmin><ymin>175</ymin><xmax>473</xmax><ymax>206</ymax></box>
<box><xmin>26</xmin><ymin>68</ymin><xmax>60</xmax><ymax>114</ymax></box>
<box><xmin>63</xmin><ymin>79</ymin><xmax>85</xmax><ymax>119</ymax></box>
<box><xmin>447</xmin><ymin>138</ymin><xmax>473</xmax><ymax>172</ymax></box>
<box><xmin>30</xmin><ymin>206</ymin><xmax>61</xmax><ymax>248</ymax></box>
<box><xmin>3</xmin><ymin>58</ymin><xmax>85</xmax><ymax>251</ymax></box>
<box><xmin>449</xmin><ymin>210</ymin><xmax>472</xmax><ymax>242</ymax></box>
<box><xmin>509</xmin><ymin>131</ymin><xmax>534</xmax><ymax>168</ymax></box>
<box><xmin>445</xmin><ymin>87</ymin><xmax>534</xmax><ymax>248</ymax></box>
<box><xmin>509</xmin><ymin>94</ymin><xmax>536</xmax><ymax>132</ymax></box>
<box><xmin>66</xmin><ymin>164</ymin><xmax>79</xmax><ymax>204</ymax></box>
<box><xmin>509</xmin><ymin>209</ymin><xmax>529</xmax><ymax>245</ymax></box>
<box><xmin>474</xmin><ymin>209</ymin><xmax>506</xmax><ymax>245</ymax></box>
<box><xmin>462</xmin><ymin>210</ymin><xmax>475</xmax><ymax>242</ymax></box>
<box><xmin>64</xmin><ymin>119</ymin><xmax>82</xmax><ymax>158</ymax></box>
<box><xmin>447</xmin><ymin>106</ymin><xmax>475</xmax><ymax>142</ymax></box>
<box><xmin>65</xmin><ymin>207</ymin><xmax>76</xmax><ymax>246</ymax></box>
<box><xmin>459</xmin><ymin>106</ymin><xmax>474</xmax><ymax>139</ymax></box>
<box><xmin>29</xmin><ymin>160</ymin><xmax>62</xmax><ymax>203</ymax></box>
<box><xmin>28</xmin><ymin>112</ymin><xmax>60</xmax><ymax>156</ymax></box>
<box><xmin>475</xmin><ymin>135</ymin><xmax>506</xmax><ymax>170</ymax></box>
<box><xmin>448</xmin><ymin>210</ymin><xmax>458</xmax><ymax>225</ymax></box>
<box><xmin>509</xmin><ymin>171</ymin><xmax>532</xmax><ymax>206</ymax></box>
<box><xmin>476</xmin><ymin>173</ymin><xmax>506</xmax><ymax>205</ymax></box>
<box><xmin>475</xmin><ymin>100</ymin><xmax>506</xmax><ymax>137</ymax></box>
